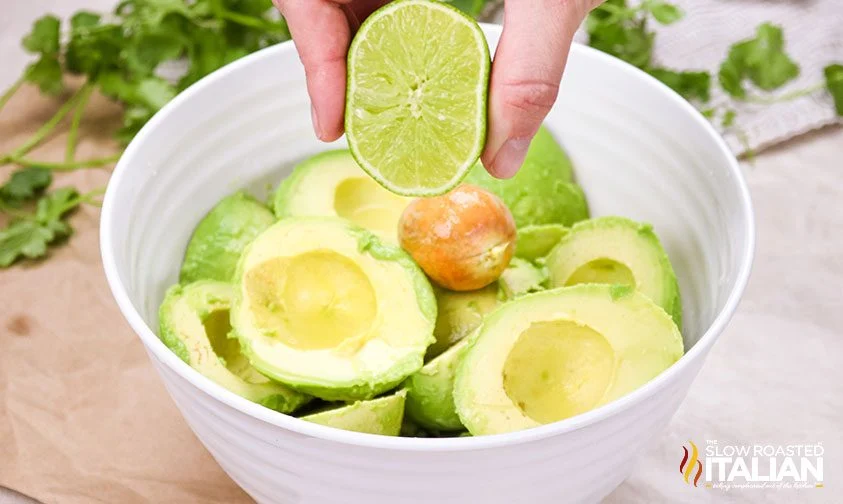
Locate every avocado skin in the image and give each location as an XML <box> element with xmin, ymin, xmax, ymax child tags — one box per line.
<box><xmin>179</xmin><ymin>191</ymin><xmax>275</xmax><ymax>284</ymax></box>
<box><xmin>464</xmin><ymin>126</ymin><xmax>588</xmax><ymax>228</ymax></box>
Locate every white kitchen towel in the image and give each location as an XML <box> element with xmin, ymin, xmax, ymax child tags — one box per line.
<box><xmin>482</xmin><ymin>0</ymin><xmax>843</xmax><ymax>156</ymax></box>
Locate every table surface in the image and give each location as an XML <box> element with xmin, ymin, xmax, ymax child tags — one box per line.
<box><xmin>2</xmin><ymin>2</ymin><xmax>841</xmax><ymax>503</ymax></box>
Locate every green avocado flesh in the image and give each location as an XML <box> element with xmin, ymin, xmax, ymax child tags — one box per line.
<box><xmin>158</xmin><ymin>280</ymin><xmax>310</xmax><ymax>413</ymax></box>
<box><xmin>464</xmin><ymin>126</ymin><xmax>589</xmax><ymax>227</ymax></box>
<box><xmin>545</xmin><ymin>216</ymin><xmax>682</xmax><ymax>328</ymax></box>
<box><xmin>180</xmin><ymin>191</ymin><xmax>275</xmax><ymax>284</ymax></box>
<box><xmin>302</xmin><ymin>391</ymin><xmax>407</xmax><ymax>436</ymax></box>
<box><xmin>403</xmin><ymin>338</ymin><xmax>468</xmax><ymax>431</ymax></box>
<box><xmin>162</xmin><ymin>121</ymin><xmax>688</xmax><ymax>436</ymax></box>
<box><xmin>231</xmin><ymin>217</ymin><xmax>436</xmax><ymax>402</ymax></box>
<box><xmin>498</xmin><ymin>258</ymin><xmax>547</xmax><ymax>300</ymax></box>
<box><xmin>427</xmin><ymin>284</ymin><xmax>499</xmax><ymax>359</ymax></box>
<box><xmin>515</xmin><ymin>224</ymin><xmax>569</xmax><ymax>261</ymax></box>
<box><xmin>454</xmin><ymin>285</ymin><xmax>684</xmax><ymax>436</ymax></box>
<box><xmin>273</xmin><ymin>150</ymin><xmax>410</xmax><ymax>243</ymax></box>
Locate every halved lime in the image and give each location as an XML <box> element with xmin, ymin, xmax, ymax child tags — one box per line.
<box><xmin>345</xmin><ymin>0</ymin><xmax>491</xmax><ymax>197</ymax></box>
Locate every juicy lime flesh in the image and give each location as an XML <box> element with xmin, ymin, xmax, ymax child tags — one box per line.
<box><xmin>244</xmin><ymin>251</ymin><xmax>377</xmax><ymax>350</ymax></box>
<box><xmin>503</xmin><ymin>320</ymin><xmax>615</xmax><ymax>424</ymax></box>
<box><xmin>204</xmin><ymin>310</ymin><xmax>266</xmax><ymax>383</ymax></box>
<box><xmin>347</xmin><ymin>1</ymin><xmax>488</xmax><ymax>193</ymax></box>
<box><xmin>334</xmin><ymin>177</ymin><xmax>408</xmax><ymax>238</ymax></box>
<box><xmin>565</xmin><ymin>259</ymin><xmax>636</xmax><ymax>287</ymax></box>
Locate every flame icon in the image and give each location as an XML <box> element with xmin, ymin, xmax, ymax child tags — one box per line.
<box><xmin>680</xmin><ymin>440</ymin><xmax>703</xmax><ymax>487</ymax></box>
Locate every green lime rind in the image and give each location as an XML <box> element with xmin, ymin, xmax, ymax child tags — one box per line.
<box><xmin>345</xmin><ymin>0</ymin><xmax>491</xmax><ymax>197</ymax></box>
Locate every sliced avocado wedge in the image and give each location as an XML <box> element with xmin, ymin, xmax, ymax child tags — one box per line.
<box><xmin>428</xmin><ymin>284</ymin><xmax>499</xmax><ymax>359</ymax></box>
<box><xmin>403</xmin><ymin>338</ymin><xmax>469</xmax><ymax>432</ymax></box>
<box><xmin>464</xmin><ymin>126</ymin><xmax>588</xmax><ymax>227</ymax></box>
<box><xmin>498</xmin><ymin>258</ymin><xmax>547</xmax><ymax>300</ymax></box>
<box><xmin>180</xmin><ymin>191</ymin><xmax>275</xmax><ymax>284</ymax></box>
<box><xmin>158</xmin><ymin>280</ymin><xmax>310</xmax><ymax>413</ymax></box>
<box><xmin>545</xmin><ymin>216</ymin><xmax>682</xmax><ymax>328</ymax></box>
<box><xmin>302</xmin><ymin>391</ymin><xmax>406</xmax><ymax>436</ymax></box>
<box><xmin>273</xmin><ymin>150</ymin><xmax>411</xmax><ymax>243</ymax></box>
<box><xmin>454</xmin><ymin>284</ymin><xmax>684</xmax><ymax>436</ymax></box>
<box><xmin>231</xmin><ymin>217</ymin><xmax>436</xmax><ymax>401</ymax></box>
<box><xmin>515</xmin><ymin>224</ymin><xmax>568</xmax><ymax>261</ymax></box>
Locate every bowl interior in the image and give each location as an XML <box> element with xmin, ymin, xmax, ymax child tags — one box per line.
<box><xmin>102</xmin><ymin>26</ymin><xmax>751</xmax><ymax>421</ymax></box>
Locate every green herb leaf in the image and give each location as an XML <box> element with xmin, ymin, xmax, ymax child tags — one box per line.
<box><xmin>648</xmin><ymin>67</ymin><xmax>711</xmax><ymax>102</ymax></box>
<box><xmin>587</xmin><ymin>0</ymin><xmax>655</xmax><ymax>69</ymax></box>
<box><xmin>70</xmin><ymin>11</ymin><xmax>102</xmax><ymax>31</ymax></box>
<box><xmin>645</xmin><ymin>1</ymin><xmax>684</xmax><ymax>25</ymax></box>
<box><xmin>24</xmin><ymin>55</ymin><xmax>64</xmax><ymax>95</ymax></box>
<box><xmin>721</xmin><ymin>109</ymin><xmax>737</xmax><ymax>128</ymax></box>
<box><xmin>719</xmin><ymin>23</ymin><xmax>800</xmax><ymax>98</ymax></box>
<box><xmin>824</xmin><ymin>64</ymin><xmax>843</xmax><ymax>116</ymax></box>
<box><xmin>0</xmin><ymin>188</ymin><xmax>79</xmax><ymax>267</ymax></box>
<box><xmin>444</xmin><ymin>0</ymin><xmax>488</xmax><ymax>16</ymax></box>
<box><xmin>0</xmin><ymin>220</ymin><xmax>55</xmax><ymax>267</ymax></box>
<box><xmin>0</xmin><ymin>167</ymin><xmax>53</xmax><ymax>206</ymax></box>
<box><xmin>35</xmin><ymin>187</ymin><xmax>81</xmax><ymax>224</ymax></box>
<box><xmin>22</xmin><ymin>15</ymin><xmax>61</xmax><ymax>55</ymax></box>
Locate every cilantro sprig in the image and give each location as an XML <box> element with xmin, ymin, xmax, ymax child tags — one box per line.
<box><xmin>0</xmin><ymin>0</ymin><xmax>295</xmax><ymax>267</ymax></box>
<box><xmin>586</xmin><ymin>1</ymin><xmax>842</xmax><ymax>132</ymax></box>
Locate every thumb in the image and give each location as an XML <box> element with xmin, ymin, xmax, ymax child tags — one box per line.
<box><xmin>481</xmin><ymin>0</ymin><xmax>589</xmax><ymax>178</ymax></box>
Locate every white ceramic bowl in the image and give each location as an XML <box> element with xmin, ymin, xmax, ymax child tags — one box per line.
<box><xmin>100</xmin><ymin>24</ymin><xmax>754</xmax><ymax>504</ymax></box>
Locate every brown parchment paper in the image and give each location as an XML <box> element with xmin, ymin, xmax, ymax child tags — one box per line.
<box><xmin>0</xmin><ymin>84</ymin><xmax>251</xmax><ymax>504</ymax></box>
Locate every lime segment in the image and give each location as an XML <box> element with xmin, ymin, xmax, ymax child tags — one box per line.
<box><xmin>345</xmin><ymin>0</ymin><xmax>491</xmax><ymax>196</ymax></box>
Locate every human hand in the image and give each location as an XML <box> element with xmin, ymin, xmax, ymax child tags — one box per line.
<box><xmin>273</xmin><ymin>0</ymin><xmax>603</xmax><ymax>179</ymax></box>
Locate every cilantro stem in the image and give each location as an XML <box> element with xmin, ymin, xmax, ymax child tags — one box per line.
<box><xmin>0</xmin><ymin>86</ymin><xmax>86</xmax><ymax>165</ymax></box>
<box><xmin>0</xmin><ymin>75</ymin><xmax>26</xmax><ymax>115</ymax></box>
<box><xmin>65</xmin><ymin>83</ymin><xmax>94</xmax><ymax>163</ymax></box>
<box><xmin>57</xmin><ymin>186</ymin><xmax>106</xmax><ymax>214</ymax></box>
<box><xmin>743</xmin><ymin>83</ymin><xmax>826</xmax><ymax>105</ymax></box>
<box><xmin>11</xmin><ymin>153</ymin><xmax>120</xmax><ymax>172</ymax></box>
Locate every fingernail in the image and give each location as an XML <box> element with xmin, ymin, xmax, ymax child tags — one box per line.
<box><xmin>490</xmin><ymin>137</ymin><xmax>530</xmax><ymax>178</ymax></box>
<box><xmin>311</xmin><ymin>104</ymin><xmax>322</xmax><ymax>140</ymax></box>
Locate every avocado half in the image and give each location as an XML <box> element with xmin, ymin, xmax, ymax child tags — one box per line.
<box><xmin>158</xmin><ymin>280</ymin><xmax>310</xmax><ymax>413</ymax></box>
<box><xmin>273</xmin><ymin>150</ymin><xmax>411</xmax><ymax>243</ymax></box>
<box><xmin>231</xmin><ymin>217</ymin><xmax>437</xmax><ymax>402</ymax></box>
<box><xmin>301</xmin><ymin>390</ymin><xmax>407</xmax><ymax>436</ymax></box>
<box><xmin>180</xmin><ymin>191</ymin><xmax>275</xmax><ymax>284</ymax></box>
<box><xmin>454</xmin><ymin>284</ymin><xmax>684</xmax><ymax>436</ymax></box>
<box><xmin>464</xmin><ymin>125</ymin><xmax>589</xmax><ymax>227</ymax></box>
<box><xmin>427</xmin><ymin>284</ymin><xmax>499</xmax><ymax>359</ymax></box>
<box><xmin>545</xmin><ymin>216</ymin><xmax>683</xmax><ymax>328</ymax></box>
